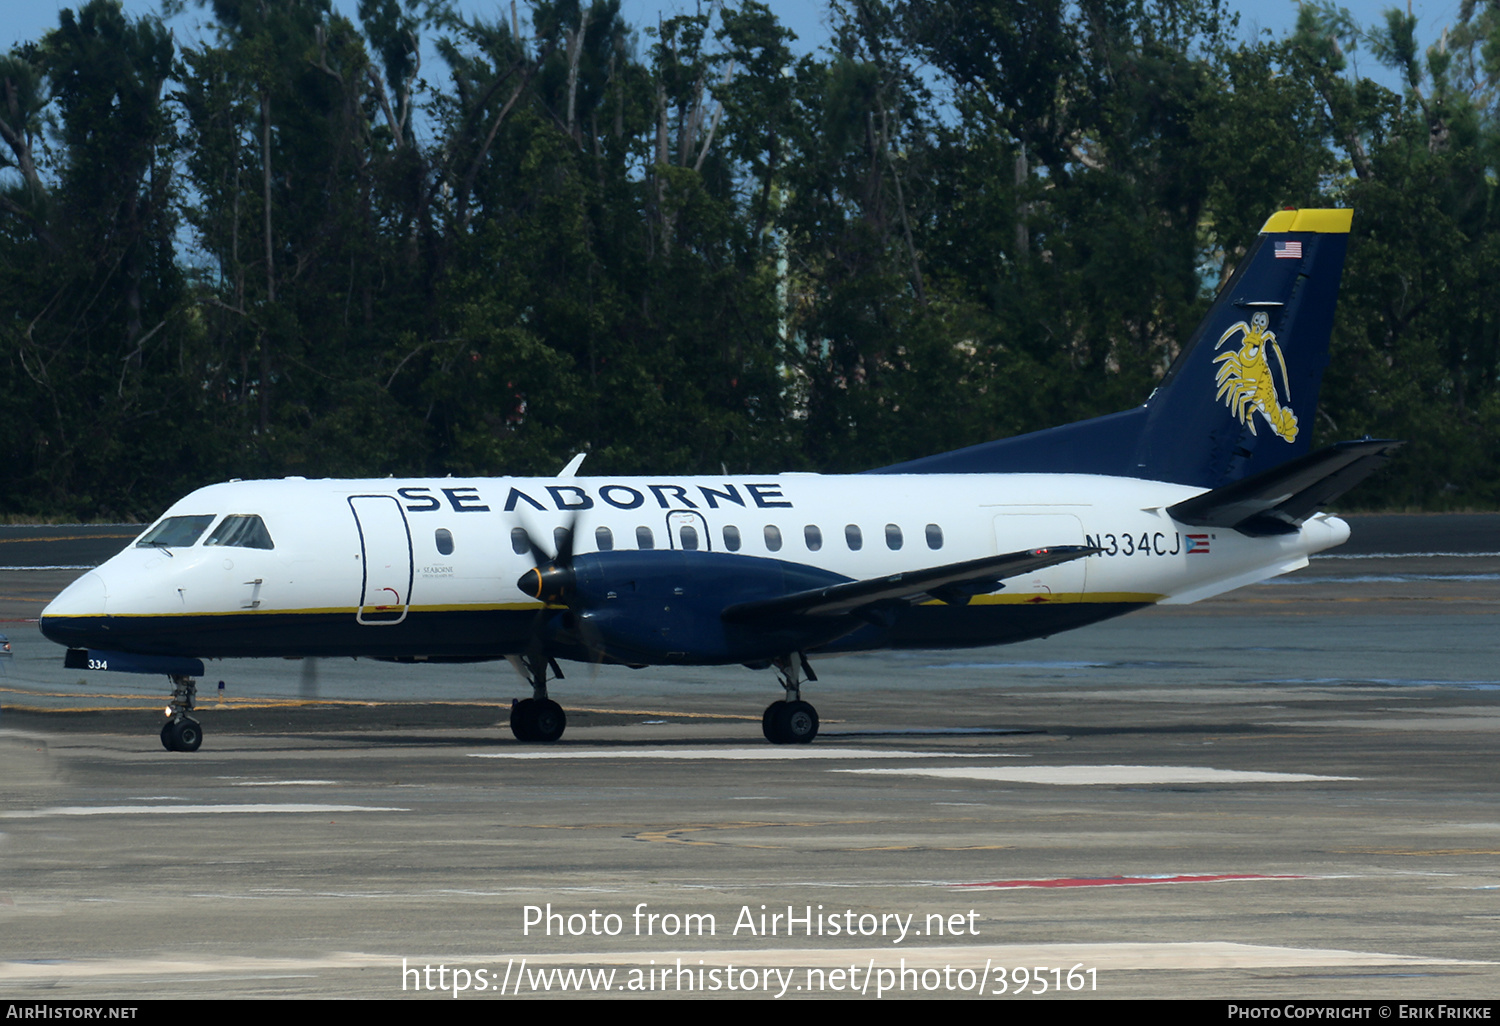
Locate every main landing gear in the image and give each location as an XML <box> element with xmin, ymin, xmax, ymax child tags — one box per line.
<box><xmin>509</xmin><ymin>653</ymin><xmax>567</xmax><ymax>743</ymax></box>
<box><xmin>161</xmin><ymin>675</ymin><xmax>203</xmax><ymax>752</ymax></box>
<box><xmin>762</xmin><ymin>653</ymin><xmax>819</xmax><ymax>745</ymax></box>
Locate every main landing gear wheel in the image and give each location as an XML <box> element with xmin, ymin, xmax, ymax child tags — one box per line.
<box><xmin>762</xmin><ymin>652</ymin><xmax>819</xmax><ymax>744</ymax></box>
<box><xmin>510</xmin><ymin>697</ymin><xmax>566</xmax><ymax>743</ymax></box>
<box><xmin>160</xmin><ymin>717</ymin><xmax>203</xmax><ymax>752</ymax></box>
<box><xmin>762</xmin><ymin>700</ymin><xmax>818</xmax><ymax>745</ymax></box>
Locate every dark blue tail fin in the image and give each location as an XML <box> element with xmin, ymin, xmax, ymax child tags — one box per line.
<box><xmin>871</xmin><ymin>209</ymin><xmax>1353</xmax><ymax>489</ymax></box>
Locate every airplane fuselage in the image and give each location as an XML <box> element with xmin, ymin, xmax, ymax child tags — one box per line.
<box><xmin>40</xmin><ymin>471</ymin><xmax>1349</xmax><ymax>666</ymax></box>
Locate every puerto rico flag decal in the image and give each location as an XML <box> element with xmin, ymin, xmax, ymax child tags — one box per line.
<box><xmin>1185</xmin><ymin>534</ymin><xmax>1211</xmax><ymax>554</ymax></box>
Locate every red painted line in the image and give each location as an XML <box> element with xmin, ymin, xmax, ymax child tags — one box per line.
<box><xmin>960</xmin><ymin>873</ymin><xmax>1305</xmax><ymax>889</ymax></box>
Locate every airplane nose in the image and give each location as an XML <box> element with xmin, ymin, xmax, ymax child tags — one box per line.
<box><xmin>39</xmin><ymin>571</ymin><xmax>108</xmax><ymax>647</ymax></box>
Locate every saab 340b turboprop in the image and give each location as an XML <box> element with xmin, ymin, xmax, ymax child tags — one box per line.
<box><xmin>40</xmin><ymin>208</ymin><xmax>1397</xmax><ymax>751</ymax></box>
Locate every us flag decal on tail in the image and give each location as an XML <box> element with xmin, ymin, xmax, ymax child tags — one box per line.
<box><xmin>1275</xmin><ymin>240</ymin><xmax>1302</xmax><ymax>259</ymax></box>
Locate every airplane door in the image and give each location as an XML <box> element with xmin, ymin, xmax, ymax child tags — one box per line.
<box><xmin>348</xmin><ymin>495</ymin><xmax>414</xmax><ymax>625</ymax></box>
<box><xmin>666</xmin><ymin>510</ymin><xmax>711</xmax><ymax>552</ymax></box>
<box><xmin>991</xmin><ymin>512</ymin><xmax>1087</xmax><ymax>603</ymax></box>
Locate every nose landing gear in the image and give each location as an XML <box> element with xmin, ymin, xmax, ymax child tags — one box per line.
<box><xmin>161</xmin><ymin>675</ymin><xmax>203</xmax><ymax>752</ymax></box>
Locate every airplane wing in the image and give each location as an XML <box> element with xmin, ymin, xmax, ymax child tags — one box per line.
<box><xmin>721</xmin><ymin>545</ymin><xmax>1099</xmax><ymax>623</ymax></box>
<box><xmin>1167</xmin><ymin>438</ymin><xmax>1403</xmax><ymax>537</ymax></box>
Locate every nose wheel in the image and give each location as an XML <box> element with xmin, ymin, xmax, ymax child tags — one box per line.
<box><xmin>160</xmin><ymin>675</ymin><xmax>203</xmax><ymax>751</ymax></box>
<box><xmin>161</xmin><ymin>716</ymin><xmax>203</xmax><ymax>752</ymax></box>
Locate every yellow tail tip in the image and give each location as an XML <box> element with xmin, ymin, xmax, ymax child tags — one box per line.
<box><xmin>1259</xmin><ymin>208</ymin><xmax>1353</xmax><ymax>234</ymax></box>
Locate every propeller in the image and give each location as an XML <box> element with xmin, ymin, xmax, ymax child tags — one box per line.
<box><xmin>513</xmin><ymin>514</ymin><xmax>608</xmax><ymax>664</ymax></box>
<box><xmin>516</xmin><ymin>519</ymin><xmax>577</xmax><ymax>605</ymax></box>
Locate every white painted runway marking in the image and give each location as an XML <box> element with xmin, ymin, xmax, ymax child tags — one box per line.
<box><xmin>0</xmin><ymin>803</ymin><xmax>409</xmax><ymax>818</ymax></box>
<box><xmin>837</xmin><ymin>765</ymin><xmax>1357</xmax><ymax>785</ymax></box>
<box><xmin>470</xmin><ymin>747</ymin><xmax>1021</xmax><ymax>761</ymax></box>
<box><xmin>0</xmin><ymin>942</ymin><xmax>1480</xmax><ymax>985</ymax></box>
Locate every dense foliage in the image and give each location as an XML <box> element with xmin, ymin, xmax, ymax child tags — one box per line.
<box><xmin>2</xmin><ymin>0</ymin><xmax>1498</xmax><ymax>519</ymax></box>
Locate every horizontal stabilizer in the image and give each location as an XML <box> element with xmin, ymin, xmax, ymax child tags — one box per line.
<box><xmin>721</xmin><ymin>545</ymin><xmax>1098</xmax><ymax>623</ymax></box>
<box><xmin>1168</xmin><ymin>439</ymin><xmax>1402</xmax><ymax>536</ymax></box>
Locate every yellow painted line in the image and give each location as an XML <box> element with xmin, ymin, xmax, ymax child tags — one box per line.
<box><xmin>0</xmin><ymin>696</ymin><xmax>761</xmax><ymax>719</ymax></box>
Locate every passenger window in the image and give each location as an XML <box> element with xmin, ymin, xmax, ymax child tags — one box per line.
<box><xmin>435</xmin><ymin>528</ymin><xmax>454</xmax><ymax>556</ymax></box>
<box><xmin>204</xmin><ymin>514</ymin><xmax>275</xmax><ymax>550</ymax></box>
<box><xmin>680</xmin><ymin>525</ymin><xmax>700</xmax><ymax>550</ymax></box>
<box><xmin>804</xmin><ymin>525</ymin><xmax>822</xmax><ymax>551</ymax></box>
<box><xmin>636</xmin><ymin>526</ymin><xmax>655</xmax><ymax>550</ymax></box>
<box><xmin>885</xmin><ymin>524</ymin><xmax>903</xmax><ymax>550</ymax></box>
<box><xmin>764</xmin><ymin>525</ymin><xmax>782</xmax><ymax>552</ymax></box>
<box><xmin>926</xmin><ymin>524</ymin><xmax>943</xmax><ymax>550</ymax></box>
<box><xmin>137</xmin><ymin>515</ymin><xmax>216</xmax><ymax>549</ymax></box>
<box><xmin>511</xmin><ymin>527</ymin><xmax>530</xmax><ymax>555</ymax></box>
<box><xmin>723</xmin><ymin>525</ymin><xmax>742</xmax><ymax>552</ymax></box>
<box><xmin>595</xmin><ymin>526</ymin><xmax>614</xmax><ymax>552</ymax></box>
<box><xmin>845</xmin><ymin>524</ymin><xmax>862</xmax><ymax>551</ymax></box>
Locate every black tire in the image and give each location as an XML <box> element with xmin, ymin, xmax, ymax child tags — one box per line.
<box><xmin>762</xmin><ymin>701</ymin><xmax>785</xmax><ymax>744</ymax></box>
<box><xmin>510</xmin><ymin>699</ymin><xmax>536</xmax><ymax>742</ymax></box>
<box><xmin>175</xmin><ymin>719</ymin><xmax>203</xmax><ymax>752</ymax></box>
<box><xmin>162</xmin><ymin>718</ymin><xmax>202</xmax><ymax>753</ymax></box>
<box><xmin>531</xmin><ymin>699</ymin><xmax>566</xmax><ymax>743</ymax></box>
<box><xmin>776</xmin><ymin>701</ymin><xmax>818</xmax><ymax>744</ymax></box>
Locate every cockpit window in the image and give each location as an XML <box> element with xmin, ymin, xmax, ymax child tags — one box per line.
<box><xmin>137</xmin><ymin>515</ymin><xmax>215</xmax><ymax>549</ymax></box>
<box><xmin>204</xmin><ymin>514</ymin><xmax>275</xmax><ymax>550</ymax></box>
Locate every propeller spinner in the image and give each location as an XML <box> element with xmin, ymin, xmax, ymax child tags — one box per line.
<box><xmin>515</xmin><ymin>521</ymin><xmax>576</xmax><ymax>604</ymax></box>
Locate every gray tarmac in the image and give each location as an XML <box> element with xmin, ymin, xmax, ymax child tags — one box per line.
<box><xmin>2</xmin><ymin>515</ymin><xmax>1499</xmax><ymax>1000</ymax></box>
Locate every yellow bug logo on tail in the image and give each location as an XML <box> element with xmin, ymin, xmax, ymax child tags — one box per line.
<box><xmin>1213</xmin><ymin>311</ymin><xmax>1298</xmax><ymax>442</ymax></box>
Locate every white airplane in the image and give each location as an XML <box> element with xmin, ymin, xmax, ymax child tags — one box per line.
<box><xmin>41</xmin><ymin>208</ymin><xmax>1396</xmax><ymax>752</ymax></box>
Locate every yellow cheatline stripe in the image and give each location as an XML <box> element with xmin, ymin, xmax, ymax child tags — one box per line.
<box><xmin>44</xmin><ymin>594</ymin><xmax>1164</xmax><ymax>619</ymax></box>
<box><xmin>40</xmin><ymin>602</ymin><xmax>545</xmax><ymax>619</ymax></box>
<box><xmin>1259</xmin><ymin>208</ymin><xmax>1352</xmax><ymax>234</ymax></box>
